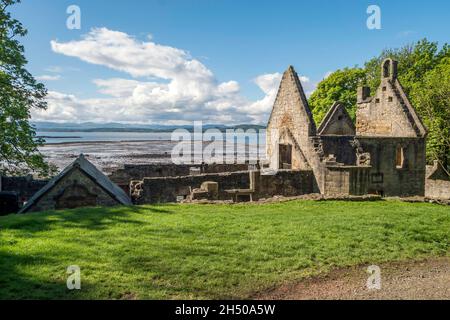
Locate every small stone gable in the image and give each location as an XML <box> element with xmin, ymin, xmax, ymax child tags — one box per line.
<box><xmin>426</xmin><ymin>160</ymin><xmax>450</xmax><ymax>199</ymax></box>
<box><xmin>356</xmin><ymin>58</ymin><xmax>427</xmax><ymax>138</ymax></box>
<box><xmin>318</xmin><ymin>102</ymin><xmax>355</xmax><ymax>136</ymax></box>
<box><xmin>427</xmin><ymin>160</ymin><xmax>450</xmax><ymax>181</ymax></box>
<box><xmin>20</xmin><ymin>154</ymin><xmax>132</xmax><ymax>213</ymax></box>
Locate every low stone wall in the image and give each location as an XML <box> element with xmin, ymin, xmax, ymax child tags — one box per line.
<box><xmin>109</xmin><ymin>163</ymin><xmax>251</xmax><ymax>193</ymax></box>
<box><xmin>0</xmin><ymin>176</ymin><xmax>48</xmax><ymax>205</ymax></box>
<box><xmin>137</xmin><ymin>171</ymin><xmax>251</xmax><ymax>204</ymax></box>
<box><xmin>426</xmin><ymin>178</ymin><xmax>450</xmax><ymax>200</ymax></box>
<box><xmin>137</xmin><ymin>169</ymin><xmax>314</xmax><ymax>204</ymax></box>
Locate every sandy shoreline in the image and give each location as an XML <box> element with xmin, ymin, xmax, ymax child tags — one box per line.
<box><xmin>40</xmin><ymin>139</ymin><xmax>265</xmax><ymax>173</ymax></box>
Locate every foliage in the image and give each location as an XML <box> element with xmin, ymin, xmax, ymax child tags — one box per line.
<box><xmin>411</xmin><ymin>57</ymin><xmax>450</xmax><ymax>167</ymax></box>
<box><xmin>0</xmin><ymin>0</ymin><xmax>52</xmax><ymax>176</ymax></box>
<box><xmin>309</xmin><ymin>68</ymin><xmax>366</xmax><ymax>124</ymax></box>
<box><xmin>0</xmin><ymin>200</ymin><xmax>448</xmax><ymax>299</ymax></box>
<box><xmin>309</xmin><ymin>39</ymin><xmax>450</xmax><ymax>166</ymax></box>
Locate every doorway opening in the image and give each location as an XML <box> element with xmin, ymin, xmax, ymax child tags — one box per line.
<box><xmin>279</xmin><ymin>144</ymin><xmax>292</xmax><ymax>169</ymax></box>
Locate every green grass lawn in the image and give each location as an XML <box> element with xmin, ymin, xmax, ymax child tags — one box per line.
<box><xmin>0</xmin><ymin>200</ymin><xmax>449</xmax><ymax>299</ymax></box>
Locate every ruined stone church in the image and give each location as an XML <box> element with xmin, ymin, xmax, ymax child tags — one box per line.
<box><xmin>266</xmin><ymin>58</ymin><xmax>428</xmax><ymax>197</ymax></box>
<box><xmin>4</xmin><ymin>59</ymin><xmax>443</xmax><ymax>213</ymax></box>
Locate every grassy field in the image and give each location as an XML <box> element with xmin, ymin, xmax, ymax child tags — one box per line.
<box><xmin>0</xmin><ymin>200</ymin><xmax>449</xmax><ymax>299</ymax></box>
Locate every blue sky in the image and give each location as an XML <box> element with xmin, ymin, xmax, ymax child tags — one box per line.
<box><xmin>10</xmin><ymin>0</ymin><xmax>450</xmax><ymax>124</ymax></box>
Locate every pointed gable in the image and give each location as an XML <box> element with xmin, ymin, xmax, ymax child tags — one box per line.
<box><xmin>318</xmin><ymin>102</ymin><xmax>355</xmax><ymax>136</ymax></box>
<box><xmin>391</xmin><ymin>78</ymin><xmax>427</xmax><ymax>137</ymax></box>
<box><xmin>427</xmin><ymin>160</ymin><xmax>450</xmax><ymax>181</ymax></box>
<box><xmin>266</xmin><ymin>65</ymin><xmax>318</xmax><ymax>171</ymax></box>
<box><xmin>356</xmin><ymin>58</ymin><xmax>428</xmax><ymax>138</ymax></box>
<box><xmin>267</xmin><ymin>65</ymin><xmax>317</xmax><ymax>136</ymax></box>
<box><xmin>19</xmin><ymin>154</ymin><xmax>131</xmax><ymax>213</ymax></box>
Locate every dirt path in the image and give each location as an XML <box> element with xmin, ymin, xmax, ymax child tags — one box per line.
<box><xmin>256</xmin><ymin>257</ymin><xmax>450</xmax><ymax>300</ymax></box>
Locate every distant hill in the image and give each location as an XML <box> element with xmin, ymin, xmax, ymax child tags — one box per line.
<box><xmin>33</xmin><ymin>122</ymin><xmax>266</xmax><ymax>133</ymax></box>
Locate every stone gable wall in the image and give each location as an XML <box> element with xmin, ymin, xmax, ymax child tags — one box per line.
<box><xmin>356</xmin><ymin>60</ymin><xmax>421</xmax><ymax>138</ymax></box>
<box><xmin>266</xmin><ymin>68</ymin><xmax>324</xmax><ymax>192</ymax></box>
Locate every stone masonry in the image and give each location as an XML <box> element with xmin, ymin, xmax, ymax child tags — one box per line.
<box><xmin>266</xmin><ymin>58</ymin><xmax>429</xmax><ymax>197</ymax></box>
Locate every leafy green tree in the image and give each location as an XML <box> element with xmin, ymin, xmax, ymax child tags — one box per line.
<box><xmin>309</xmin><ymin>68</ymin><xmax>366</xmax><ymax>125</ymax></box>
<box><xmin>0</xmin><ymin>0</ymin><xmax>52</xmax><ymax>176</ymax></box>
<box><xmin>411</xmin><ymin>57</ymin><xmax>450</xmax><ymax>167</ymax></box>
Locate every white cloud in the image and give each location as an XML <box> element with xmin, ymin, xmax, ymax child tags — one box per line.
<box><xmin>36</xmin><ymin>74</ymin><xmax>61</xmax><ymax>81</ymax></box>
<box><xmin>34</xmin><ymin>28</ymin><xmax>314</xmax><ymax>125</ymax></box>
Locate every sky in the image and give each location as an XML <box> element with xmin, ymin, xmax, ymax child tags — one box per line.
<box><xmin>10</xmin><ymin>0</ymin><xmax>450</xmax><ymax>125</ymax></box>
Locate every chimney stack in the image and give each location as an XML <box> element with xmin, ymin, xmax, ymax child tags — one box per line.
<box><xmin>357</xmin><ymin>86</ymin><xmax>371</xmax><ymax>103</ymax></box>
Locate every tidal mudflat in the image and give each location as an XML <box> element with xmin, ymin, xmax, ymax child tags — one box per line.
<box><xmin>40</xmin><ymin>140</ymin><xmax>265</xmax><ymax>173</ymax></box>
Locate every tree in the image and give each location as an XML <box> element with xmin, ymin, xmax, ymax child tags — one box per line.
<box><xmin>0</xmin><ymin>0</ymin><xmax>52</xmax><ymax>176</ymax></box>
<box><xmin>411</xmin><ymin>57</ymin><xmax>450</xmax><ymax>167</ymax></box>
<box><xmin>309</xmin><ymin>68</ymin><xmax>366</xmax><ymax>125</ymax></box>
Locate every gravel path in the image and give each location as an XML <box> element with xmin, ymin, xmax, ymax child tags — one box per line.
<box><xmin>256</xmin><ymin>257</ymin><xmax>450</xmax><ymax>300</ymax></box>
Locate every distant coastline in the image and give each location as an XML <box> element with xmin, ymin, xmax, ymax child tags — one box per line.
<box><xmin>33</xmin><ymin>121</ymin><xmax>266</xmax><ymax>133</ymax></box>
<box><xmin>42</xmin><ymin>139</ymin><xmax>174</xmax><ymax>146</ymax></box>
<box><xmin>38</xmin><ymin>136</ymin><xmax>82</xmax><ymax>139</ymax></box>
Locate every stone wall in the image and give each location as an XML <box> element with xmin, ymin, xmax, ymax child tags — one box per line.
<box><xmin>109</xmin><ymin>163</ymin><xmax>251</xmax><ymax>193</ymax></box>
<box><xmin>320</xmin><ymin>136</ymin><xmax>357</xmax><ymax>165</ymax></box>
<box><xmin>254</xmin><ymin>170</ymin><xmax>314</xmax><ymax>199</ymax></box>
<box><xmin>426</xmin><ymin>178</ymin><xmax>450</xmax><ymax>199</ymax></box>
<box><xmin>324</xmin><ymin>166</ymin><xmax>370</xmax><ymax>196</ymax></box>
<box><xmin>357</xmin><ymin>137</ymin><xmax>426</xmax><ymax>196</ymax></box>
<box><xmin>26</xmin><ymin>168</ymin><xmax>120</xmax><ymax>213</ymax></box>
<box><xmin>1</xmin><ymin>176</ymin><xmax>48</xmax><ymax>205</ymax></box>
<box><xmin>137</xmin><ymin>171</ymin><xmax>251</xmax><ymax>204</ymax></box>
<box><xmin>137</xmin><ymin>169</ymin><xmax>314</xmax><ymax>204</ymax></box>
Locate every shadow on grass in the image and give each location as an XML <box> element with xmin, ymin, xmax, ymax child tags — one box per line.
<box><xmin>1</xmin><ymin>204</ymin><xmax>177</xmax><ymax>233</ymax></box>
<box><xmin>0</xmin><ymin>250</ymin><xmax>90</xmax><ymax>300</ymax></box>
